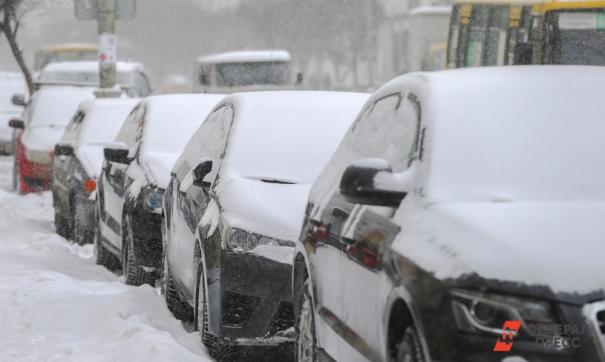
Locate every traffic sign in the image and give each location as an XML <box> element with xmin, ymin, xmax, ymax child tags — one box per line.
<box><xmin>74</xmin><ymin>0</ymin><xmax>136</xmax><ymax>21</ymax></box>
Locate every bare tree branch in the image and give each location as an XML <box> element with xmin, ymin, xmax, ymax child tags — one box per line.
<box><xmin>0</xmin><ymin>0</ymin><xmax>34</xmax><ymax>95</ymax></box>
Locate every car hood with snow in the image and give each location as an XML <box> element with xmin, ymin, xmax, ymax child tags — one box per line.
<box><xmin>395</xmin><ymin>200</ymin><xmax>605</xmax><ymax>305</ymax></box>
<box><xmin>219</xmin><ymin>177</ymin><xmax>312</xmax><ymax>243</ymax></box>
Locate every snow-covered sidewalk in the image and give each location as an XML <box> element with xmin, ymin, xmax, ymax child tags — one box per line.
<box><xmin>0</xmin><ymin>157</ymin><xmax>212</xmax><ymax>362</ymax></box>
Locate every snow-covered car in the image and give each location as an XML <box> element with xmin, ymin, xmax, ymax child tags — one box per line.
<box><xmin>0</xmin><ymin>72</ymin><xmax>26</xmax><ymax>154</ymax></box>
<box><xmin>162</xmin><ymin>91</ymin><xmax>369</xmax><ymax>358</ymax></box>
<box><xmin>96</xmin><ymin>94</ymin><xmax>224</xmax><ymax>286</ymax></box>
<box><xmin>293</xmin><ymin>66</ymin><xmax>605</xmax><ymax>362</ymax></box>
<box><xmin>11</xmin><ymin>61</ymin><xmax>151</xmax><ymax>194</ymax></box>
<box><xmin>52</xmin><ymin>98</ymin><xmax>139</xmax><ymax>244</ymax></box>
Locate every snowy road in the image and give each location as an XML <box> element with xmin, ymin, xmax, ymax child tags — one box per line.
<box><xmin>0</xmin><ymin>157</ymin><xmax>213</xmax><ymax>362</ymax></box>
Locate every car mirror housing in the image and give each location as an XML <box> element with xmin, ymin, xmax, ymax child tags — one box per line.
<box><xmin>11</xmin><ymin>94</ymin><xmax>26</xmax><ymax>107</ymax></box>
<box><xmin>8</xmin><ymin>118</ymin><xmax>24</xmax><ymax>129</ymax></box>
<box><xmin>340</xmin><ymin>158</ymin><xmax>411</xmax><ymax>208</ymax></box>
<box><xmin>193</xmin><ymin>159</ymin><xmax>213</xmax><ymax>187</ymax></box>
<box><xmin>103</xmin><ymin>143</ymin><xmax>131</xmax><ymax>165</ymax></box>
<box><xmin>54</xmin><ymin>143</ymin><xmax>74</xmax><ymax>157</ymax></box>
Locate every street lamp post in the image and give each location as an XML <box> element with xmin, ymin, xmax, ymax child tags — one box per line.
<box><xmin>95</xmin><ymin>0</ymin><xmax>120</xmax><ymax>98</ymax></box>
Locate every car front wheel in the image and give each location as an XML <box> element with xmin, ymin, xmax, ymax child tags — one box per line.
<box><xmin>395</xmin><ymin>326</ymin><xmax>425</xmax><ymax>362</ymax></box>
<box><xmin>123</xmin><ymin>217</ymin><xmax>154</xmax><ymax>286</ymax></box>
<box><xmin>295</xmin><ymin>278</ymin><xmax>318</xmax><ymax>362</ymax></box>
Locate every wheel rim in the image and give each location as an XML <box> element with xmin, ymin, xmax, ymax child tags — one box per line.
<box><xmin>297</xmin><ymin>289</ymin><xmax>315</xmax><ymax>362</ymax></box>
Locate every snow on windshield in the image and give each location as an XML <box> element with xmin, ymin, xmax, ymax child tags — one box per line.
<box><xmin>78</xmin><ymin>100</ymin><xmax>138</xmax><ymax>145</ymax></box>
<box><xmin>425</xmin><ymin>66</ymin><xmax>605</xmax><ymax>203</ymax></box>
<box><xmin>222</xmin><ymin>92</ymin><xmax>369</xmax><ymax>184</ymax></box>
<box><xmin>29</xmin><ymin>86</ymin><xmax>95</xmax><ymax>127</ymax></box>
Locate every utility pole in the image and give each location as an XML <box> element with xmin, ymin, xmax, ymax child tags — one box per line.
<box><xmin>95</xmin><ymin>0</ymin><xmax>120</xmax><ymax>98</ymax></box>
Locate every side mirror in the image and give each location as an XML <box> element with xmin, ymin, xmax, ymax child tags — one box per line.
<box><xmin>514</xmin><ymin>43</ymin><xmax>534</xmax><ymax>65</ymax></box>
<box><xmin>54</xmin><ymin>143</ymin><xmax>74</xmax><ymax>157</ymax></box>
<box><xmin>11</xmin><ymin>94</ymin><xmax>26</xmax><ymax>107</ymax></box>
<box><xmin>103</xmin><ymin>142</ymin><xmax>131</xmax><ymax>164</ymax></box>
<box><xmin>193</xmin><ymin>159</ymin><xmax>213</xmax><ymax>187</ymax></box>
<box><xmin>340</xmin><ymin>159</ymin><xmax>412</xmax><ymax>208</ymax></box>
<box><xmin>8</xmin><ymin>118</ymin><xmax>24</xmax><ymax>129</ymax></box>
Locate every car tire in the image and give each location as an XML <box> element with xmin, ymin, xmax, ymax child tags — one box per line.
<box><xmin>395</xmin><ymin>326</ymin><xmax>425</xmax><ymax>362</ymax></box>
<box><xmin>72</xmin><ymin>197</ymin><xmax>93</xmax><ymax>245</ymax></box>
<box><xmin>95</xmin><ymin>223</ymin><xmax>119</xmax><ymax>271</ymax></box>
<box><xmin>55</xmin><ymin>208</ymin><xmax>70</xmax><ymax>238</ymax></box>
<box><xmin>12</xmin><ymin>152</ymin><xmax>18</xmax><ymax>191</ymax></box>
<box><xmin>123</xmin><ymin>217</ymin><xmax>154</xmax><ymax>286</ymax></box>
<box><xmin>295</xmin><ymin>278</ymin><xmax>318</xmax><ymax>362</ymax></box>
<box><xmin>195</xmin><ymin>260</ymin><xmax>236</xmax><ymax>361</ymax></box>
<box><xmin>161</xmin><ymin>234</ymin><xmax>192</xmax><ymax>320</ymax></box>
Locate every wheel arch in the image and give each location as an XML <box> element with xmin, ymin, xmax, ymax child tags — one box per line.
<box><xmin>384</xmin><ymin>287</ymin><xmax>432</xmax><ymax>362</ymax></box>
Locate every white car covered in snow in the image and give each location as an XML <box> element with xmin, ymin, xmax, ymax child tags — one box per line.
<box><xmin>52</xmin><ymin>98</ymin><xmax>139</xmax><ymax>244</ymax></box>
<box><xmin>162</xmin><ymin>91</ymin><xmax>369</xmax><ymax>359</ymax></box>
<box><xmin>96</xmin><ymin>94</ymin><xmax>225</xmax><ymax>286</ymax></box>
<box><xmin>294</xmin><ymin>66</ymin><xmax>605</xmax><ymax>362</ymax></box>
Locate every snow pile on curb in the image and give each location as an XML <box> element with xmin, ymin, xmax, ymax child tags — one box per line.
<box><xmin>0</xmin><ymin>164</ymin><xmax>212</xmax><ymax>362</ymax></box>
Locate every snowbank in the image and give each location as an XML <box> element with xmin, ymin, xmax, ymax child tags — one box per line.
<box><xmin>0</xmin><ymin>157</ymin><xmax>212</xmax><ymax>362</ymax></box>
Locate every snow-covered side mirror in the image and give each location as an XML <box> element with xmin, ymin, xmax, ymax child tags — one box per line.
<box><xmin>54</xmin><ymin>143</ymin><xmax>74</xmax><ymax>157</ymax></box>
<box><xmin>193</xmin><ymin>159</ymin><xmax>213</xmax><ymax>188</ymax></box>
<box><xmin>8</xmin><ymin>118</ymin><xmax>24</xmax><ymax>129</ymax></box>
<box><xmin>340</xmin><ymin>158</ymin><xmax>412</xmax><ymax>208</ymax></box>
<box><xmin>104</xmin><ymin>142</ymin><xmax>131</xmax><ymax>165</ymax></box>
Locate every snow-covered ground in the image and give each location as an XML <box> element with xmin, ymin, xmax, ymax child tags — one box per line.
<box><xmin>0</xmin><ymin>157</ymin><xmax>213</xmax><ymax>362</ymax></box>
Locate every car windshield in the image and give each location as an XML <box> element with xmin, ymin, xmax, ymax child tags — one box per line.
<box><xmin>222</xmin><ymin>93</ymin><xmax>367</xmax><ymax>185</ymax></box>
<box><xmin>214</xmin><ymin>62</ymin><xmax>289</xmax><ymax>87</ymax></box>
<box><xmin>79</xmin><ymin>103</ymin><xmax>137</xmax><ymax>145</ymax></box>
<box><xmin>427</xmin><ymin>69</ymin><xmax>605</xmax><ymax>203</ymax></box>
<box><xmin>547</xmin><ymin>11</ymin><xmax>605</xmax><ymax>65</ymax></box>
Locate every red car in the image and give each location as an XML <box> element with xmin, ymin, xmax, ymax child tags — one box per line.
<box><xmin>11</xmin><ymin>85</ymin><xmax>96</xmax><ymax>194</ymax></box>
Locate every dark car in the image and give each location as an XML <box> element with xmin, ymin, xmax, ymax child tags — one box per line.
<box><xmin>52</xmin><ymin>98</ymin><xmax>138</xmax><ymax>244</ymax></box>
<box><xmin>162</xmin><ymin>91</ymin><xmax>369</xmax><ymax>359</ymax></box>
<box><xmin>95</xmin><ymin>94</ymin><xmax>223</xmax><ymax>286</ymax></box>
<box><xmin>293</xmin><ymin>66</ymin><xmax>605</xmax><ymax>362</ymax></box>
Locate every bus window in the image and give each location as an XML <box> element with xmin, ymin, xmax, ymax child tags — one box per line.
<box><xmin>485</xmin><ymin>6</ymin><xmax>509</xmax><ymax>66</ymax></box>
<box><xmin>447</xmin><ymin>5</ymin><xmax>461</xmax><ymax>68</ymax></box>
<box><xmin>543</xmin><ymin>10</ymin><xmax>605</xmax><ymax>65</ymax></box>
<box><xmin>466</xmin><ymin>5</ymin><xmax>489</xmax><ymax>67</ymax></box>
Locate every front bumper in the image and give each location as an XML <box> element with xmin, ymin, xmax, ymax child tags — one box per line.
<box><xmin>209</xmin><ymin>249</ymin><xmax>294</xmax><ymax>344</ymax></box>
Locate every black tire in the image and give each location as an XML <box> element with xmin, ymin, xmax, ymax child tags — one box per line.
<box><xmin>123</xmin><ymin>217</ymin><xmax>154</xmax><ymax>286</ymax></box>
<box><xmin>195</xmin><ymin>261</ymin><xmax>236</xmax><ymax>361</ymax></box>
<box><xmin>161</xmin><ymin>234</ymin><xmax>192</xmax><ymax>320</ymax></box>
<box><xmin>12</xmin><ymin>152</ymin><xmax>18</xmax><ymax>191</ymax></box>
<box><xmin>295</xmin><ymin>278</ymin><xmax>318</xmax><ymax>362</ymax></box>
<box><xmin>395</xmin><ymin>326</ymin><xmax>425</xmax><ymax>362</ymax></box>
<box><xmin>95</xmin><ymin>223</ymin><xmax>119</xmax><ymax>271</ymax></box>
<box><xmin>55</xmin><ymin>208</ymin><xmax>70</xmax><ymax>238</ymax></box>
<box><xmin>72</xmin><ymin>197</ymin><xmax>94</xmax><ymax>245</ymax></box>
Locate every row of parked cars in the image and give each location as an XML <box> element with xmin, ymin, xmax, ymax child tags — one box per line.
<box><xmin>6</xmin><ymin>62</ymin><xmax>605</xmax><ymax>362</ymax></box>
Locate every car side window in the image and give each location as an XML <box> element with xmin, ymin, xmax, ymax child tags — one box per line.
<box><xmin>61</xmin><ymin>111</ymin><xmax>85</xmax><ymax>145</ymax></box>
<box><xmin>342</xmin><ymin>93</ymin><xmax>408</xmax><ymax>171</ymax></box>
<box><xmin>115</xmin><ymin>103</ymin><xmax>145</xmax><ymax>156</ymax></box>
<box><xmin>174</xmin><ymin>105</ymin><xmax>234</xmax><ymax>183</ymax></box>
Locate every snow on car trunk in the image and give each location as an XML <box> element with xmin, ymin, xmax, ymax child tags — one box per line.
<box><xmin>0</xmin><ymin>157</ymin><xmax>212</xmax><ymax>362</ymax></box>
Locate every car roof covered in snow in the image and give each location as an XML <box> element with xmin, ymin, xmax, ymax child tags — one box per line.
<box><xmin>197</xmin><ymin>50</ymin><xmax>291</xmax><ymax>64</ymax></box>
<box><xmin>37</xmin><ymin>61</ymin><xmax>145</xmax><ymax>87</ymax></box>
<box><xmin>219</xmin><ymin>91</ymin><xmax>370</xmax><ymax>184</ymax></box>
<box><xmin>75</xmin><ymin>98</ymin><xmax>139</xmax><ymax>145</ymax></box>
<box><xmin>367</xmin><ymin>65</ymin><xmax>605</xmax><ymax>203</ymax></box>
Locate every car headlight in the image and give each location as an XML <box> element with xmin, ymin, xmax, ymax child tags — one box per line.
<box><xmin>142</xmin><ymin>187</ymin><xmax>164</xmax><ymax>212</ymax></box>
<box><xmin>226</xmin><ymin>227</ymin><xmax>294</xmax><ymax>251</ymax></box>
<box><xmin>451</xmin><ymin>289</ymin><xmax>557</xmax><ymax>337</ymax></box>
